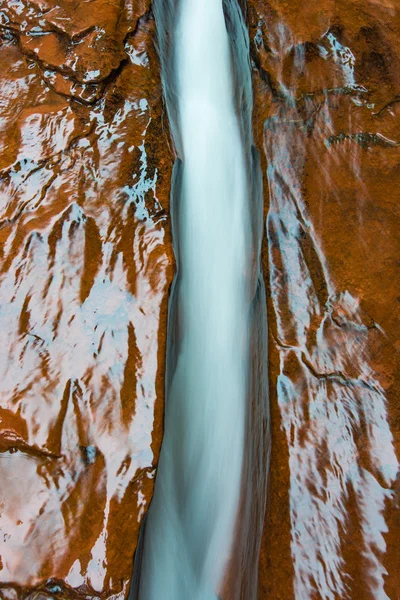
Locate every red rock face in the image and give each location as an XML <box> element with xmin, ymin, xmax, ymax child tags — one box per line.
<box><xmin>247</xmin><ymin>1</ymin><xmax>400</xmax><ymax>598</ymax></box>
<box><xmin>1</xmin><ymin>0</ymin><xmax>399</xmax><ymax>598</ymax></box>
<box><xmin>0</xmin><ymin>2</ymin><xmax>173</xmax><ymax>598</ymax></box>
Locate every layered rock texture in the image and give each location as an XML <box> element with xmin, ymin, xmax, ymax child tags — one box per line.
<box><xmin>0</xmin><ymin>2</ymin><xmax>173</xmax><ymax>598</ymax></box>
<box><xmin>0</xmin><ymin>0</ymin><xmax>399</xmax><ymax>599</ymax></box>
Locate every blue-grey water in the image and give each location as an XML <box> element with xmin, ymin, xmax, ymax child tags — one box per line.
<box><xmin>132</xmin><ymin>1</ymin><xmax>268</xmax><ymax>598</ymax></box>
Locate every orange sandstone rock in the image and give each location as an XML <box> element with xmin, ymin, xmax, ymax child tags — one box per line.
<box><xmin>0</xmin><ymin>4</ymin><xmax>173</xmax><ymax>598</ymax></box>
<box><xmin>247</xmin><ymin>1</ymin><xmax>400</xmax><ymax>598</ymax></box>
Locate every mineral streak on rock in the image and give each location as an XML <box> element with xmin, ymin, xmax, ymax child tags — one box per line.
<box><xmin>247</xmin><ymin>0</ymin><xmax>400</xmax><ymax>598</ymax></box>
<box><xmin>0</xmin><ymin>1</ymin><xmax>173</xmax><ymax>598</ymax></box>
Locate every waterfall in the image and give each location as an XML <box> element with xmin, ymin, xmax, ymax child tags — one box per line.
<box><xmin>132</xmin><ymin>1</ymin><xmax>269</xmax><ymax>598</ymax></box>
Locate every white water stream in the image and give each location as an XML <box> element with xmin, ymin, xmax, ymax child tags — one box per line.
<box><xmin>136</xmin><ymin>1</ymin><xmax>251</xmax><ymax>597</ymax></box>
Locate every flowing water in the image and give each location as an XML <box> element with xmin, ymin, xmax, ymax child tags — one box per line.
<box><xmin>1</xmin><ymin>0</ymin><xmax>399</xmax><ymax>599</ymax></box>
<box><xmin>134</xmin><ymin>0</ymin><xmax>255</xmax><ymax>598</ymax></box>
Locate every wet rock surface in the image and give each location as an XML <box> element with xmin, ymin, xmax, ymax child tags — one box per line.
<box><xmin>0</xmin><ymin>2</ymin><xmax>173</xmax><ymax>598</ymax></box>
<box><xmin>1</xmin><ymin>0</ymin><xmax>400</xmax><ymax>598</ymax></box>
<box><xmin>247</xmin><ymin>0</ymin><xmax>400</xmax><ymax>598</ymax></box>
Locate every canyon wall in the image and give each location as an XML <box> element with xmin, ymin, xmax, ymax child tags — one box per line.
<box><xmin>0</xmin><ymin>2</ymin><xmax>173</xmax><ymax>598</ymax></box>
<box><xmin>247</xmin><ymin>1</ymin><xmax>400</xmax><ymax>598</ymax></box>
<box><xmin>0</xmin><ymin>0</ymin><xmax>399</xmax><ymax>598</ymax></box>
